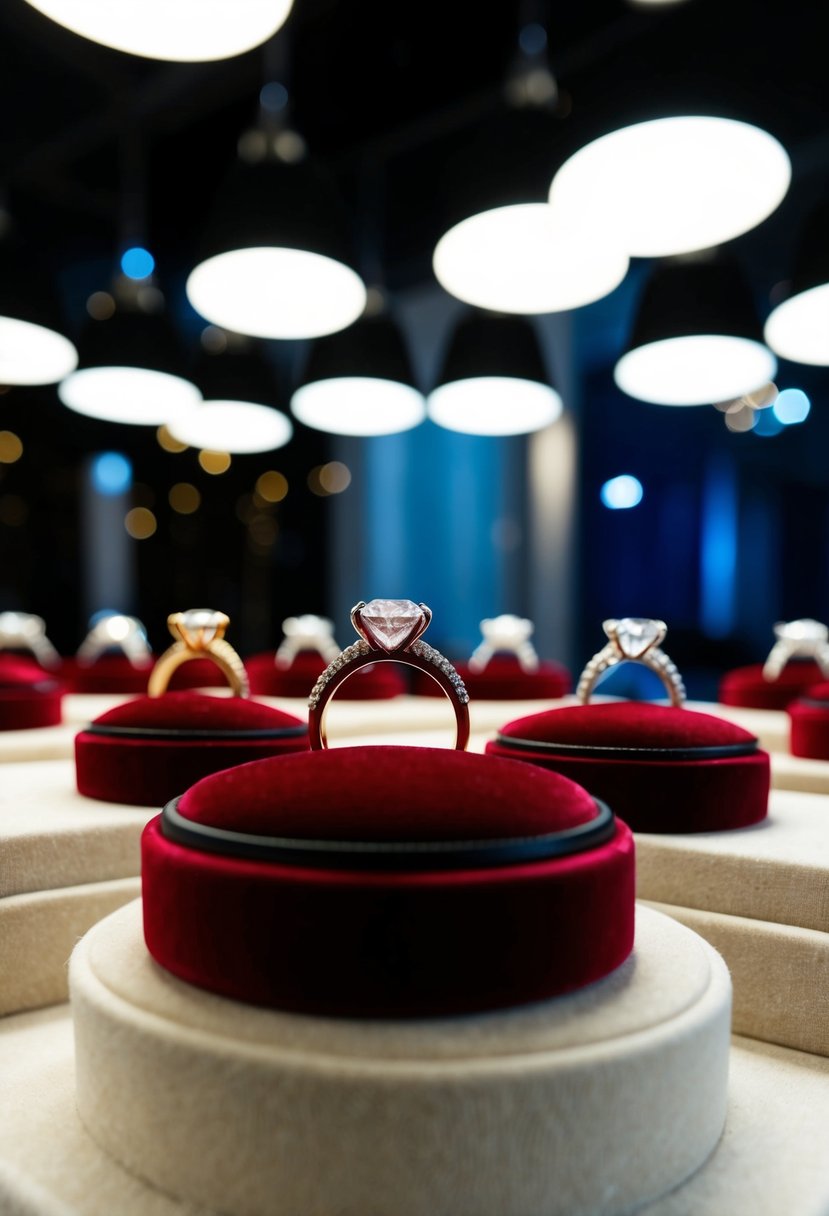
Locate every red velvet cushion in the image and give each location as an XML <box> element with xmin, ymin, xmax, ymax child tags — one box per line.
<box><xmin>75</xmin><ymin>692</ymin><xmax>308</xmax><ymax>806</ymax></box>
<box><xmin>142</xmin><ymin>746</ymin><xmax>635</xmax><ymax>1017</ymax></box>
<box><xmin>0</xmin><ymin>656</ymin><xmax>63</xmax><ymax>730</ymax></box>
<box><xmin>488</xmin><ymin>702</ymin><xmax>769</xmax><ymax>833</ymax></box>
<box><xmin>247</xmin><ymin>651</ymin><xmax>406</xmax><ymax>699</ymax></box>
<box><xmin>60</xmin><ymin>656</ymin><xmax>154</xmax><ymax>694</ymax></box>
<box><xmin>411</xmin><ymin>656</ymin><xmax>571</xmax><ymax>701</ymax></box>
<box><xmin>719</xmin><ymin>661</ymin><xmax>823</xmax><ymax>709</ymax></box>
<box><xmin>789</xmin><ymin>685</ymin><xmax>829</xmax><ymax>759</ymax></box>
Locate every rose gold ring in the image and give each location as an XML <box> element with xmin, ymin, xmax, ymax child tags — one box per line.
<box><xmin>148</xmin><ymin>609</ymin><xmax>249</xmax><ymax>698</ymax></box>
<box><xmin>577</xmin><ymin>617</ymin><xmax>686</xmax><ymax>707</ymax></box>
<box><xmin>308</xmin><ymin>599</ymin><xmax>470</xmax><ymax>750</ymax></box>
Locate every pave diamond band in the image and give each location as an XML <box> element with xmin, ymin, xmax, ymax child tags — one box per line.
<box><xmin>308</xmin><ymin>599</ymin><xmax>470</xmax><ymax>750</ymax></box>
<box><xmin>577</xmin><ymin>617</ymin><xmax>686</xmax><ymax>707</ymax></box>
<box><xmin>762</xmin><ymin>619</ymin><xmax>829</xmax><ymax>681</ymax></box>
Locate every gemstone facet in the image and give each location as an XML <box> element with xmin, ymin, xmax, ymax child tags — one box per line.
<box><xmin>179</xmin><ymin>609</ymin><xmax>226</xmax><ymax>645</ymax></box>
<box><xmin>356</xmin><ymin>599</ymin><xmax>426</xmax><ymax>652</ymax></box>
<box><xmin>776</xmin><ymin>618</ymin><xmax>827</xmax><ymax>642</ymax></box>
<box><xmin>606</xmin><ymin>617</ymin><xmax>664</xmax><ymax>658</ymax></box>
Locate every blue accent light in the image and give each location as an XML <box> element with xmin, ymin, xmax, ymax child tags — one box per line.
<box><xmin>92</xmin><ymin>452</ymin><xmax>132</xmax><ymax>497</ymax></box>
<box><xmin>700</xmin><ymin>456</ymin><xmax>737</xmax><ymax>639</ymax></box>
<box><xmin>120</xmin><ymin>247</ymin><xmax>155</xmax><ymax>281</ymax></box>
<box><xmin>260</xmin><ymin>81</ymin><xmax>289</xmax><ymax>113</ymax></box>
<box><xmin>519</xmin><ymin>23</ymin><xmax>547</xmax><ymax>54</ymax></box>
<box><xmin>600</xmin><ymin>474</ymin><xmax>643</xmax><ymax>510</ymax></box>
<box><xmin>773</xmin><ymin>388</ymin><xmax>810</xmax><ymax>425</ymax></box>
<box><xmin>753</xmin><ymin>406</ymin><xmax>785</xmax><ymax>437</ymax></box>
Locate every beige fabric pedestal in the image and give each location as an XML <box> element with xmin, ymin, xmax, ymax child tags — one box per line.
<box><xmin>67</xmin><ymin>901</ymin><xmax>730</xmax><ymax>1216</ymax></box>
<box><xmin>771</xmin><ymin>750</ymin><xmax>829</xmax><ymax>794</ymax></box>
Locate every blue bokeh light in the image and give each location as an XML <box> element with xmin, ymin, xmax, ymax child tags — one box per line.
<box><xmin>600</xmin><ymin>474</ymin><xmax>644</xmax><ymax>510</ymax></box>
<box><xmin>91</xmin><ymin>452</ymin><xmax>132</xmax><ymax>497</ymax></box>
<box><xmin>753</xmin><ymin>406</ymin><xmax>785</xmax><ymax>437</ymax></box>
<box><xmin>519</xmin><ymin>22</ymin><xmax>547</xmax><ymax>54</ymax></box>
<box><xmin>120</xmin><ymin>246</ymin><xmax>155</xmax><ymax>281</ymax></box>
<box><xmin>260</xmin><ymin>81</ymin><xmax>289</xmax><ymax>113</ymax></box>
<box><xmin>773</xmin><ymin>388</ymin><xmax>811</xmax><ymax>425</ymax></box>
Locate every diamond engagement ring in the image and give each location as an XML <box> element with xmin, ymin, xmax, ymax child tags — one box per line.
<box><xmin>468</xmin><ymin>614</ymin><xmax>539</xmax><ymax>674</ymax></box>
<box><xmin>275</xmin><ymin>615</ymin><xmax>341</xmax><ymax>668</ymax></box>
<box><xmin>577</xmin><ymin>618</ymin><xmax>686</xmax><ymax>707</ymax></box>
<box><xmin>762</xmin><ymin>619</ymin><xmax>829</xmax><ymax>681</ymax></box>
<box><xmin>148</xmin><ymin>609</ymin><xmax>249</xmax><ymax>698</ymax></box>
<box><xmin>308</xmin><ymin>599</ymin><xmax>470</xmax><ymax>749</ymax></box>
<box><xmin>76</xmin><ymin>612</ymin><xmax>152</xmax><ymax>668</ymax></box>
<box><xmin>0</xmin><ymin>611</ymin><xmax>61</xmax><ymax>669</ymax></box>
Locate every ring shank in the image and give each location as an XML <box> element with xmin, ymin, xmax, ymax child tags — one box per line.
<box><xmin>148</xmin><ymin>639</ymin><xmax>250</xmax><ymax>698</ymax></box>
<box><xmin>578</xmin><ymin>647</ymin><xmax>685</xmax><ymax>707</ymax></box>
<box><xmin>308</xmin><ymin>650</ymin><xmax>470</xmax><ymax>749</ymax></box>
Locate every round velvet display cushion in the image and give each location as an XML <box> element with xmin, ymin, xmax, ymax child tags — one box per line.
<box><xmin>488</xmin><ymin>701</ymin><xmax>769</xmax><ymax>833</ymax></box>
<box><xmin>142</xmin><ymin>745</ymin><xmax>635</xmax><ymax>1017</ymax></box>
<box><xmin>411</xmin><ymin>656</ymin><xmax>571</xmax><ymax>700</ymax></box>
<box><xmin>247</xmin><ymin>650</ymin><xmax>406</xmax><ymax>698</ymax></box>
<box><xmin>60</xmin><ymin>655</ymin><xmax>155</xmax><ymax>694</ymax></box>
<box><xmin>0</xmin><ymin>656</ymin><xmax>63</xmax><ymax>731</ymax></box>
<box><xmin>75</xmin><ymin>692</ymin><xmax>308</xmax><ymax>806</ymax></box>
<box><xmin>789</xmin><ymin>683</ymin><xmax>829</xmax><ymax>759</ymax></box>
<box><xmin>719</xmin><ymin>660</ymin><xmax>823</xmax><ymax>709</ymax></box>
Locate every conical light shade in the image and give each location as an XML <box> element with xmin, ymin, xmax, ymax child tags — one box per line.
<box><xmin>615</xmin><ymin>259</ymin><xmax>776</xmax><ymax>406</ymax></box>
<box><xmin>187</xmin><ymin>157</ymin><xmax>366</xmax><ymax>340</ymax></box>
<box><xmin>22</xmin><ymin>0</ymin><xmax>293</xmax><ymax>62</ymax></box>
<box><xmin>427</xmin><ymin>312</ymin><xmax>562</xmax><ymax>436</ymax></box>
<box><xmin>0</xmin><ymin>239</ymin><xmax>77</xmax><ymax>385</ymax></box>
<box><xmin>290</xmin><ymin>313</ymin><xmax>425</xmax><ymax>436</ymax></box>
<box><xmin>765</xmin><ymin>202</ymin><xmax>829</xmax><ymax>366</ymax></box>
<box><xmin>170</xmin><ymin>343</ymin><xmax>293</xmax><ymax>453</ymax></box>
<box><xmin>59</xmin><ymin>306</ymin><xmax>200</xmax><ymax>424</ymax></box>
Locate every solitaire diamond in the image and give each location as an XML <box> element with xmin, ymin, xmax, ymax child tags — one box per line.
<box><xmin>356</xmin><ymin>599</ymin><xmax>426</xmax><ymax>652</ymax></box>
<box><xmin>606</xmin><ymin>617</ymin><xmax>665</xmax><ymax>658</ymax></box>
<box><xmin>179</xmin><ymin>609</ymin><xmax>226</xmax><ymax>644</ymax></box>
<box><xmin>775</xmin><ymin>619</ymin><xmax>828</xmax><ymax>642</ymax></box>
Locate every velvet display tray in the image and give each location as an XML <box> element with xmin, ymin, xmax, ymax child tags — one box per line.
<box><xmin>488</xmin><ymin>701</ymin><xmax>770</xmax><ymax>833</ymax></box>
<box><xmin>0</xmin><ymin>657</ymin><xmax>63</xmax><ymax>732</ymax></box>
<box><xmin>75</xmin><ymin>691</ymin><xmax>309</xmax><ymax>806</ymax></box>
<box><xmin>69</xmin><ymin>901</ymin><xmax>728</xmax><ymax>1216</ymax></box>
<box><xmin>247</xmin><ymin>650</ymin><xmax>406</xmax><ymax>698</ymax></box>
<box><xmin>143</xmin><ymin>746</ymin><xmax>635</xmax><ymax>1016</ymax></box>
<box><xmin>644</xmin><ymin>900</ymin><xmax>829</xmax><ymax>1058</ymax></box>
<box><xmin>635</xmin><ymin>787</ymin><xmax>829</xmax><ymax>934</ymax></box>
<box><xmin>789</xmin><ymin>682</ymin><xmax>829</xmax><ymax>760</ymax></box>
<box><xmin>719</xmin><ymin>660</ymin><xmax>823</xmax><ymax>709</ymax></box>
<box><xmin>686</xmin><ymin>699</ymin><xmax>789</xmax><ymax>753</ymax></box>
<box><xmin>0</xmin><ymin>876</ymin><xmax>140</xmax><ymax>1016</ymax></box>
<box><xmin>410</xmin><ymin>655</ymin><xmax>571</xmax><ymax>700</ymax></box>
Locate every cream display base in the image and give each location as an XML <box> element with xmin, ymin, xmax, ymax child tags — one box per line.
<box><xmin>636</xmin><ymin>787</ymin><xmax>829</xmax><ymax>932</ymax></box>
<box><xmin>0</xmin><ymin>877</ymin><xmax>140</xmax><ymax>1016</ymax></box>
<box><xmin>644</xmin><ymin>900</ymin><xmax>829</xmax><ymax>1058</ymax></box>
<box><xmin>0</xmin><ymin>760</ymin><xmax>155</xmax><ymax>897</ymax></box>
<box><xmin>68</xmin><ymin>901</ymin><xmax>729</xmax><ymax>1216</ymax></box>
<box><xmin>687</xmin><ymin>700</ymin><xmax>789</xmax><ymax>753</ymax></box>
<box><xmin>0</xmin><ymin>724</ymin><xmax>77</xmax><ymax>765</ymax></box>
<box><xmin>771</xmin><ymin>751</ymin><xmax>829</xmax><ymax>794</ymax></box>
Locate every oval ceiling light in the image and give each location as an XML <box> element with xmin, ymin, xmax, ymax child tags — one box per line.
<box><xmin>765</xmin><ymin>203</ymin><xmax>829</xmax><ymax>365</ymax></box>
<box><xmin>291</xmin><ymin>312</ymin><xmax>425</xmax><ymax>437</ymax></box>
<box><xmin>433</xmin><ymin>202</ymin><xmax>629</xmax><ymax>314</ymax></box>
<box><xmin>614</xmin><ymin>259</ymin><xmax>776</xmax><ymax>406</ymax></box>
<box><xmin>59</xmin><ymin>305</ymin><xmax>200</xmax><ymax>425</ymax></box>
<box><xmin>427</xmin><ymin>312</ymin><xmax>562</xmax><ymax>436</ymax></box>
<box><xmin>186</xmin><ymin>155</ymin><xmax>365</xmax><ymax>340</ymax></box>
<box><xmin>0</xmin><ymin>238</ymin><xmax>77</xmax><ymax>385</ymax></box>
<box><xmin>21</xmin><ymin>0</ymin><xmax>293</xmax><ymax>62</ymax></box>
<box><xmin>550</xmin><ymin>116</ymin><xmax>790</xmax><ymax>257</ymax></box>
<box><xmin>170</xmin><ymin>339</ymin><xmax>293</xmax><ymax>453</ymax></box>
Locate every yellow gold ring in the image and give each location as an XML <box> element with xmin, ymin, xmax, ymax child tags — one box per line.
<box><xmin>148</xmin><ymin>609</ymin><xmax>249</xmax><ymax>698</ymax></box>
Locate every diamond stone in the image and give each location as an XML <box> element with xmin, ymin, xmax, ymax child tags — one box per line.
<box><xmin>776</xmin><ymin>619</ymin><xmax>827</xmax><ymax>642</ymax></box>
<box><xmin>180</xmin><ymin>609</ymin><xmax>225</xmax><ymax>643</ymax></box>
<box><xmin>608</xmin><ymin>617</ymin><xmax>663</xmax><ymax>658</ymax></box>
<box><xmin>357</xmin><ymin>599</ymin><xmax>426</xmax><ymax>653</ymax></box>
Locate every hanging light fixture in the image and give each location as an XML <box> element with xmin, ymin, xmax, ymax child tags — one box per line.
<box><xmin>549</xmin><ymin>115</ymin><xmax>790</xmax><ymax>257</ymax></box>
<box><xmin>614</xmin><ymin>258</ymin><xmax>776</xmax><ymax>406</ymax></box>
<box><xmin>59</xmin><ymin>290</ymin><xmax>200</xmax><ymax>425</ymax></box>
<box><xmin>764</xmin><ymin>202</ymin><xmax>829</xmax><ymax>366</ymax></box>
<box><xmin>427</xmin><ymin>312</ymin><xmax>562</xmax><ymax>436</ymax></box>
<box><xmin>187</xmin><ymin>147</ymin><xmax>365</xmax><ymax>341</ymax></box>
<box><xmin>0</xmin><ymin>236</ymin><xmax>77</xmax><ymax>385</ymax></box>
<box><xmin>170</xmin><ymin>337</ymin><xmax>293</xmax><ymax>453</ymax></box>
<box><xmin>290</xmin><ymin>310</ymin><xmax>425</xmax><ymax>436</ymax></box>
<box><xmin>21</xmin><ymin>0</ymin><xmax>293</xmax><ymax>62</ymax></box>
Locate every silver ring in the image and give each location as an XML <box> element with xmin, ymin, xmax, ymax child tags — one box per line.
<box><xmin>275</xmin><ymin>615</ymin><xmax>341</xmax><ymax>668</ymax></box>
<box><xmin>76</xmin><ymin>613</ymin><xmax>152</xmax><ymax>669</ymax></box>
<box><xmin>0</xmin><ymin>611</ymin><xmax>61</xmax><ymax>669</ymax></box>
<box><xmin>468</xmin><ymin>614</ymin><xmax>540</xmax><ymax>674</ymax></box>
<box><xmin>762</xmin><ymin>619</ymin><xmax>829</xmax><ymax>681</ymax></box>
<box><xmin>577</xmin><ymin>618</ymin><xmax>686</xmax><ymax>707</ymax></box>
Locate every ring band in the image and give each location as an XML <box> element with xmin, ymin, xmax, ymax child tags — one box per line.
<box><xmin>762</xmin><ymin>619</ymin><xmax>829</xmax><ymax>681</ymax></box>
<box><xmin>468</xmin><ymin>614</ymin><xmax>540</xmax><ymax>675</ymax></box>
<box><xmin>308</xmin><ymin>599</ymin><xmax>470</xmax><ymax>750</ymax></box>
<box><xmin>577</xmin><ymin>618</ymin><xmax>686</xmax><ymax>707</ymax></box>
<box><xmin>148</xmin><ymin>610</ymin><xmax>249</xmax><ymax>698</ymax></box>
